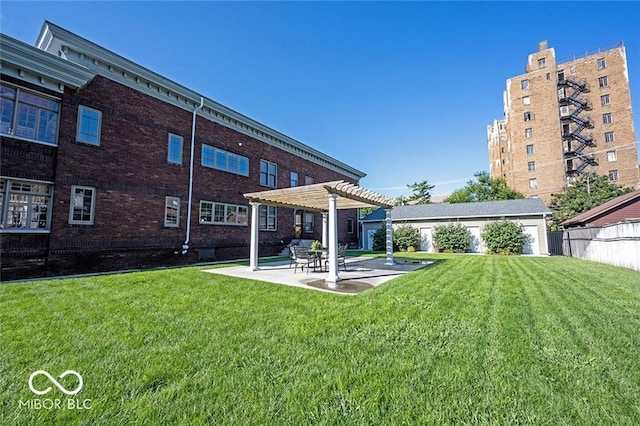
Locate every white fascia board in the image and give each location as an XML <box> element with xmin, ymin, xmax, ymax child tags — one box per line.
<box><xmin>0</xmin><ymin>34</ymin><xmax>94</xmax><ymax>92</ymax></box>
<box><xmin>36</xmin><ymin>22</ymin><xmax>366</xmax><ymax>180</ymax></box>
<box><xmin>393</xmin><ymin>212</ymin><xmax>549</xmax><ymax>222</ymax></box>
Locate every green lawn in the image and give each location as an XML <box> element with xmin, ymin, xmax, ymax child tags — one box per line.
<box><xmin>1</xmin><ymin>254</ymin><xmax>640</xmax><ymax>425</ymax></box>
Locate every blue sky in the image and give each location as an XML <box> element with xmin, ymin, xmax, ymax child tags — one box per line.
<box><xmin>2</xmin><ymin>1</ymin><xmax>639</xmax><ymax>198</ymax></box>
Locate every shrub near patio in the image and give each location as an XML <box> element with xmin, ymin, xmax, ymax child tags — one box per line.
<box><xmin>2</xmin><ymin>254</ymin><xmax>640</xmax><ymax>425</ymax></box>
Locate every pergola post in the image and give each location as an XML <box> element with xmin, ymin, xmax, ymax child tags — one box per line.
<box><xmin>321</xmin><ymin>212</ymin><xmax>328</xmax><ymax>248</ymax></box>
<box><xmin>325</xmin><ymin>193</ymin><xmax>341</xmax><ymax>286</ymax></box>
<box><xmin>385</xmin><ymin>208</ymin><xmax>394</xmax><ymax>265</ymax></box>
<box><xmin>248</xmin><ymin>201</ymin><xmax>261</xmax><ymax>271</ymax></box>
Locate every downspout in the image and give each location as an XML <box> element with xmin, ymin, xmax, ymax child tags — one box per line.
<box><xmin>182</xmin><ymin>96</ymin><xmax>205</xmax><ymax>254</ymax></box>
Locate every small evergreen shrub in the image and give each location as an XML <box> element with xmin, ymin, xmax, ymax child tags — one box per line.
<box><xmin>372</xmin><ymin>227</ymin><xmax>387</xmax><ymax>251</ymax></box>
<box><xmin>481</xmin><ymin>218</ymin><xmax>529</xmax><ymax>255</ymax></box>
<box><xmin>432</xmin><ymin>223</ymin><xmax>471</xmax><ymax>253</ymax></box>
<box><xmin>393</xmin><ymin>224</ymin><xmax>421</xmax><ymax>252</ymax></box>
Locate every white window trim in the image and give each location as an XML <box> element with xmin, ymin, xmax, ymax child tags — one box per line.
<box><xmin>167</xmin><ymin>133</ymin><xmax>183</xmax><ymax>165</ymax></box>
<box><xmin>260</xmin><ymin>160</ymin><xmax>278</xmax><ymax>188</ymax></box>
<box><xmin>0</xmin><ymin>178</ymin><xmax>54</xmax><ymax>232</ymax></box>
<box><xmin>69</xmin><ymin>185</ymin><xmax>96</xmax><ymax>225</ymax></box>
<box><xmin>202</xmin><ymin>144</ymin><xmax>250</xmax><ymax>176</ymax></box>
<box><xmin>199</xmin><ymin>200</ymin><xmax>248</xmax><ymax>226</ymax></box>
<box><xmin>164</xmin><ymin>196</ymin><xmax>180</xmax><ymax>227</ymax></box>
<box><xmin>0</xmin><ymin>83</ymin><xmax>61</xmax><ymax>146</ymax></box>
<box><xmin>259</xmin><ymin>205</ymin><xmax>277</xmax><ymax>231</ymax></box>
<box><xmin>76</xmin><ymin>105</ymin><xmax>102</xmax><ymax>146</ymax></box>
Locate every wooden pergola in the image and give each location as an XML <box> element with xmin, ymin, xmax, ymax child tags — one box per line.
<box><xmin>244</xmin><ymin>180</ymin><xmax>396</xmax><ymax>286</ymax></box>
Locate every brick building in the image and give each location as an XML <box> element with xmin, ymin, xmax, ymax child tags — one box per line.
<box><xmin>488</xmin><ymin>41</ymin><xmax>639</xmax><ymax>203</ymax></box>
<box><xmin>1</xmin><ymin>22</ymin><xmax>365</xmax><ymax>281</ymax></box>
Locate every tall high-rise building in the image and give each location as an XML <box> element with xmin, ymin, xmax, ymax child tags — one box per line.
<box><xmin>488</xmin><ymin>41</ymin><xmax>639</xmax><ymax>203</ymax></box>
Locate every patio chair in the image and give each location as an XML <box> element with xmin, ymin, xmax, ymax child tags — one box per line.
<box><xmin>291</xmin><ymin>245</ymin><xmax>314</xmax><ymax>274</ymax></box>
<box><xmin>324</xmin><ymin>243</ymin><xmax>348</xmax><ymax>272</ymax></box>
<box><xmin>288</xmin><ymin>245</ymin><xmax>297</xmax><ymax>268</ymax></box>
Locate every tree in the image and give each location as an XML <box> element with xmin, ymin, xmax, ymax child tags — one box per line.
<box><xmin>406</xmin><ymin>181</ymin><xmax>435</xmax><ymax>204</ymax></box>
<box><xmin>548</xmin><ymin>172</ymin><xmax>633</xmax><ymax>229</ymax></box>
<box><xmin>445</xmin><ymin>171</ymin><xmax>524</xmax><ymax>203</ymax></box>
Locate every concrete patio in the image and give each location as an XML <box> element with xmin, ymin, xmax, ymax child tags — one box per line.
<box><xmin>203</xmin><ymin>256</ymin><xmax>432</xmax><ymax>294</ymax></box>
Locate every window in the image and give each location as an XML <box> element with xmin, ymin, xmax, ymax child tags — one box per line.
<box><xmin>521</xmin><ymin>79</ymin><xmax>529</xmax><ymax>89</ymax></box>
<box><xmin>570</xmin><ymin>66</ymin><xmax>576</xmax><ymax>74</ymax></box>
<box><xmin>560</xmin><ymin>106</ymin><xmax>570</xmax><ymax>116</ymax></box>
<box><xmin>529</xmin><ymin>178</ymin><xmax>538</xmax><ymax>189</ymax></box>
<box><xmin>605</xmin><ymin>131</ymin><xmax>615</xmax><ymax>143</ymax></box>
<box><xmin>259</xmin><ymin>205</ymin><xmax>277</xmax><ymax>230</ymax></box>
<box><xmin>597</xmin><ymin>58</ymin><xmax>606</xmax><ymax>69</ymax></box>
<box><xmin>304</xmin><ymin>176</ymin><xmax>315</xmax><ymax>185</ymax></box>
<box><xmin>608</xmin><ymin>170</ymin><xmax>619</xmax><ymax>181</ymax></box>
<box><xmin>558</xmin><ymin>87</ymin><xmax>567</xmax><ymax>99</ymax></box>
<box><xmin>260</xmin><ymin>160</ymin><xmax>277</xmax><ymax>187</ymax></box>
<box><xmin>69</xmin><ymin>186</ymin><xmax>96</xmax><ymax>225</ymax></box>
<box><xmin>167</xmin><ymin>133</ymin><xmax>183</xmax><ymax>164</ymax></box>
<box><xmin>0</xmin><ymin>84</ymin><xmax>60</xmax><ymax>145</ymax></box>
<box><xmin>523</xmin><ymin>96</ymin><xmax>531</xmax><ymax>106</ymax></box>
<box><xmin>76</xmin><ymin>106</ymin><xmax>102</xmax><ymax>145</ymax></box>
<box><xmin>526</xmin><ymin>144</ymin><xmax>534</xmax><ymax>155</ymax></box>
<box><xmin>202</xmin><ymin>145</ymin><xmax>249</xmax><ymax>176</ymax></box>
<box><xmin>557</xmin><ymin>70</ymin><xmax>565</xmax><ymax>81</ymax></box>
<box><xmin>199</xmin><ymin>201</ymin><xmax>248</xmax><ymax>226</ymax></box>
<box><xmin>546</xmin><ymin>73</ymin><xmax>551</xmax><ymax>80</ymax></box>
<box><xmin>538</xmin><ymin>58</ymin><xmax>546</xmax><ymax>69</ymax></box>
<box><xmin>304</xmin><ymin>212</ymin><xmax>314</xmax><ymax>233</ymax></box>
<box><xmin>0</xmin><ymin>179</ymin><xmax>53</xmax><ymax>231</ymax></box>
<box><xmin>290</xmin><ymin>172</ymin><xmax>298</xmax><ymax>187</ymax></box>
<box><xmin>347</xmin><ymin>218</ymin><xmax>355</xmax><ymax>234</ymax></box>
<box><xmin>528</xmin><ymin>161</ymin><xmax>536</xmax><ymax>171</ymax></box>
<box><xmin>603</xmin><ymin>113</ymin><xmax>612</xmax><ymax>124</ymax></box>
<box><xmin>599</xmin><ymin>76</ymin><xmax>608</xmax><ymax>88</ymax></box>
<box><xmin>164</xmin><ymin>196</ymin><xmax>180</xmax><ymax>227</ymax></box>
<box><xmin>607</xmin><ymin>150</ymin><xmax>617</xmax><ymax>162</ymax></box>
<box><xmin>525</xmin><ymin>128</ymin><xmax>533</xmax><ymax>138</ymax></box>
<box><xmin>524</xmin><ymin>112</ymin><xmax>533</xmax><ymax>121</ymax></box>
<box><xmin>601</xmin><ymin>94</ymin><xmax>610</xmax><ymax>106</ymax></box>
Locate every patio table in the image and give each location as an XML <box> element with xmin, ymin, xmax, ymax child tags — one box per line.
<box><xmin>308</xmin><ymin>248</ymin><xmax>329</xmax><ymax>272</ymax></box>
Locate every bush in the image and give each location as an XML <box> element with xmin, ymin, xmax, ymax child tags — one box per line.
<box><xmin>393</xmin><ymin>224</ymin><xmax>421</xmax><ymax>252</ymax></box>
<box><xmin>481</xmin><ymin>218</ymin><xmax>529</xmax><ymax>255</ymax></box>
<box><xmin>372</xmin><ymin>227</ymin><xmax>387</xmax><ymax>251</ymax></box>
<box><xmin>432</xmin><ymin>223</ymin><xmax>471</xmax><ymax>253</ymax></box>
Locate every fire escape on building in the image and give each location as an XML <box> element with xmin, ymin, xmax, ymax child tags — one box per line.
<box><xmin>558</xmin><ymin>76</ymin><xmax>598</xmax><ymax>177</ymax></box>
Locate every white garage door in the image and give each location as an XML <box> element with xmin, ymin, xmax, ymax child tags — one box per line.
<box><xmin>523</xmin><ymin>225</ymin><xmax>539</xmax><ymax>255</ymax></box>
<box><xmin>420</xmin><ymin>228</ymin><xmax>433</xmax><ymax>252</ymax></box>
<box><xmin>467</xmin><ymin>227</ymin><xmax>486</xmax><ymax>253</ymax></box>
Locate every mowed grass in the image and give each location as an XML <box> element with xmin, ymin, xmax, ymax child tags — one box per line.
<box><xmin>1</xmin><ymin>254</ymin><xmax>640</xmax><ymax>425</ymax></box>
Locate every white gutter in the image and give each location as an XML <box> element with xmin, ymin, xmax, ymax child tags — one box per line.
<box><xmin>182</xmin><ymin>97</ymin><xmax>205</xmax><ymax>254</ymax></box>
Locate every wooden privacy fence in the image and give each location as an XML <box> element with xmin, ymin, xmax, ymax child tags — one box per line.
<box><xmin>562</xmin><ymin>220</ymin><xmax>640</xmax><ymax>272</ymax></box>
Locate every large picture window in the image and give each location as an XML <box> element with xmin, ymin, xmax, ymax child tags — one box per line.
<box><xmin>202</xmin><ymin>145</ymin><xmax>249</xmax><ymax>176</ymax></box>
<box><xmin>0</xmin><ymin>178</ymin><xmax>53</xmax><ymax>231</ymax></box>
<box><xmin>69</xmin><ymin>186</ymin><xmax>96</xmax><ymax>225</ymax></box>
<box><xmin>199</xmin><ymin>201</ymin><xmax>248</xmax><ymax>226</ymax></box>
<box><xmin>0</xmin><ymin>84</ymin><xmax>60</xmax><ymax>145</ymax></box>
<box><xmin>259</xmin><ymin>205</ymin><xmax>277</xmax><ymax>230</ymax></box>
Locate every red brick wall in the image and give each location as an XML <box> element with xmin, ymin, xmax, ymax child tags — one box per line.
<box><xmin>2</xmin><ymin>75</ymin><xmax>360</xmax><ymax>280</ymax></box>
